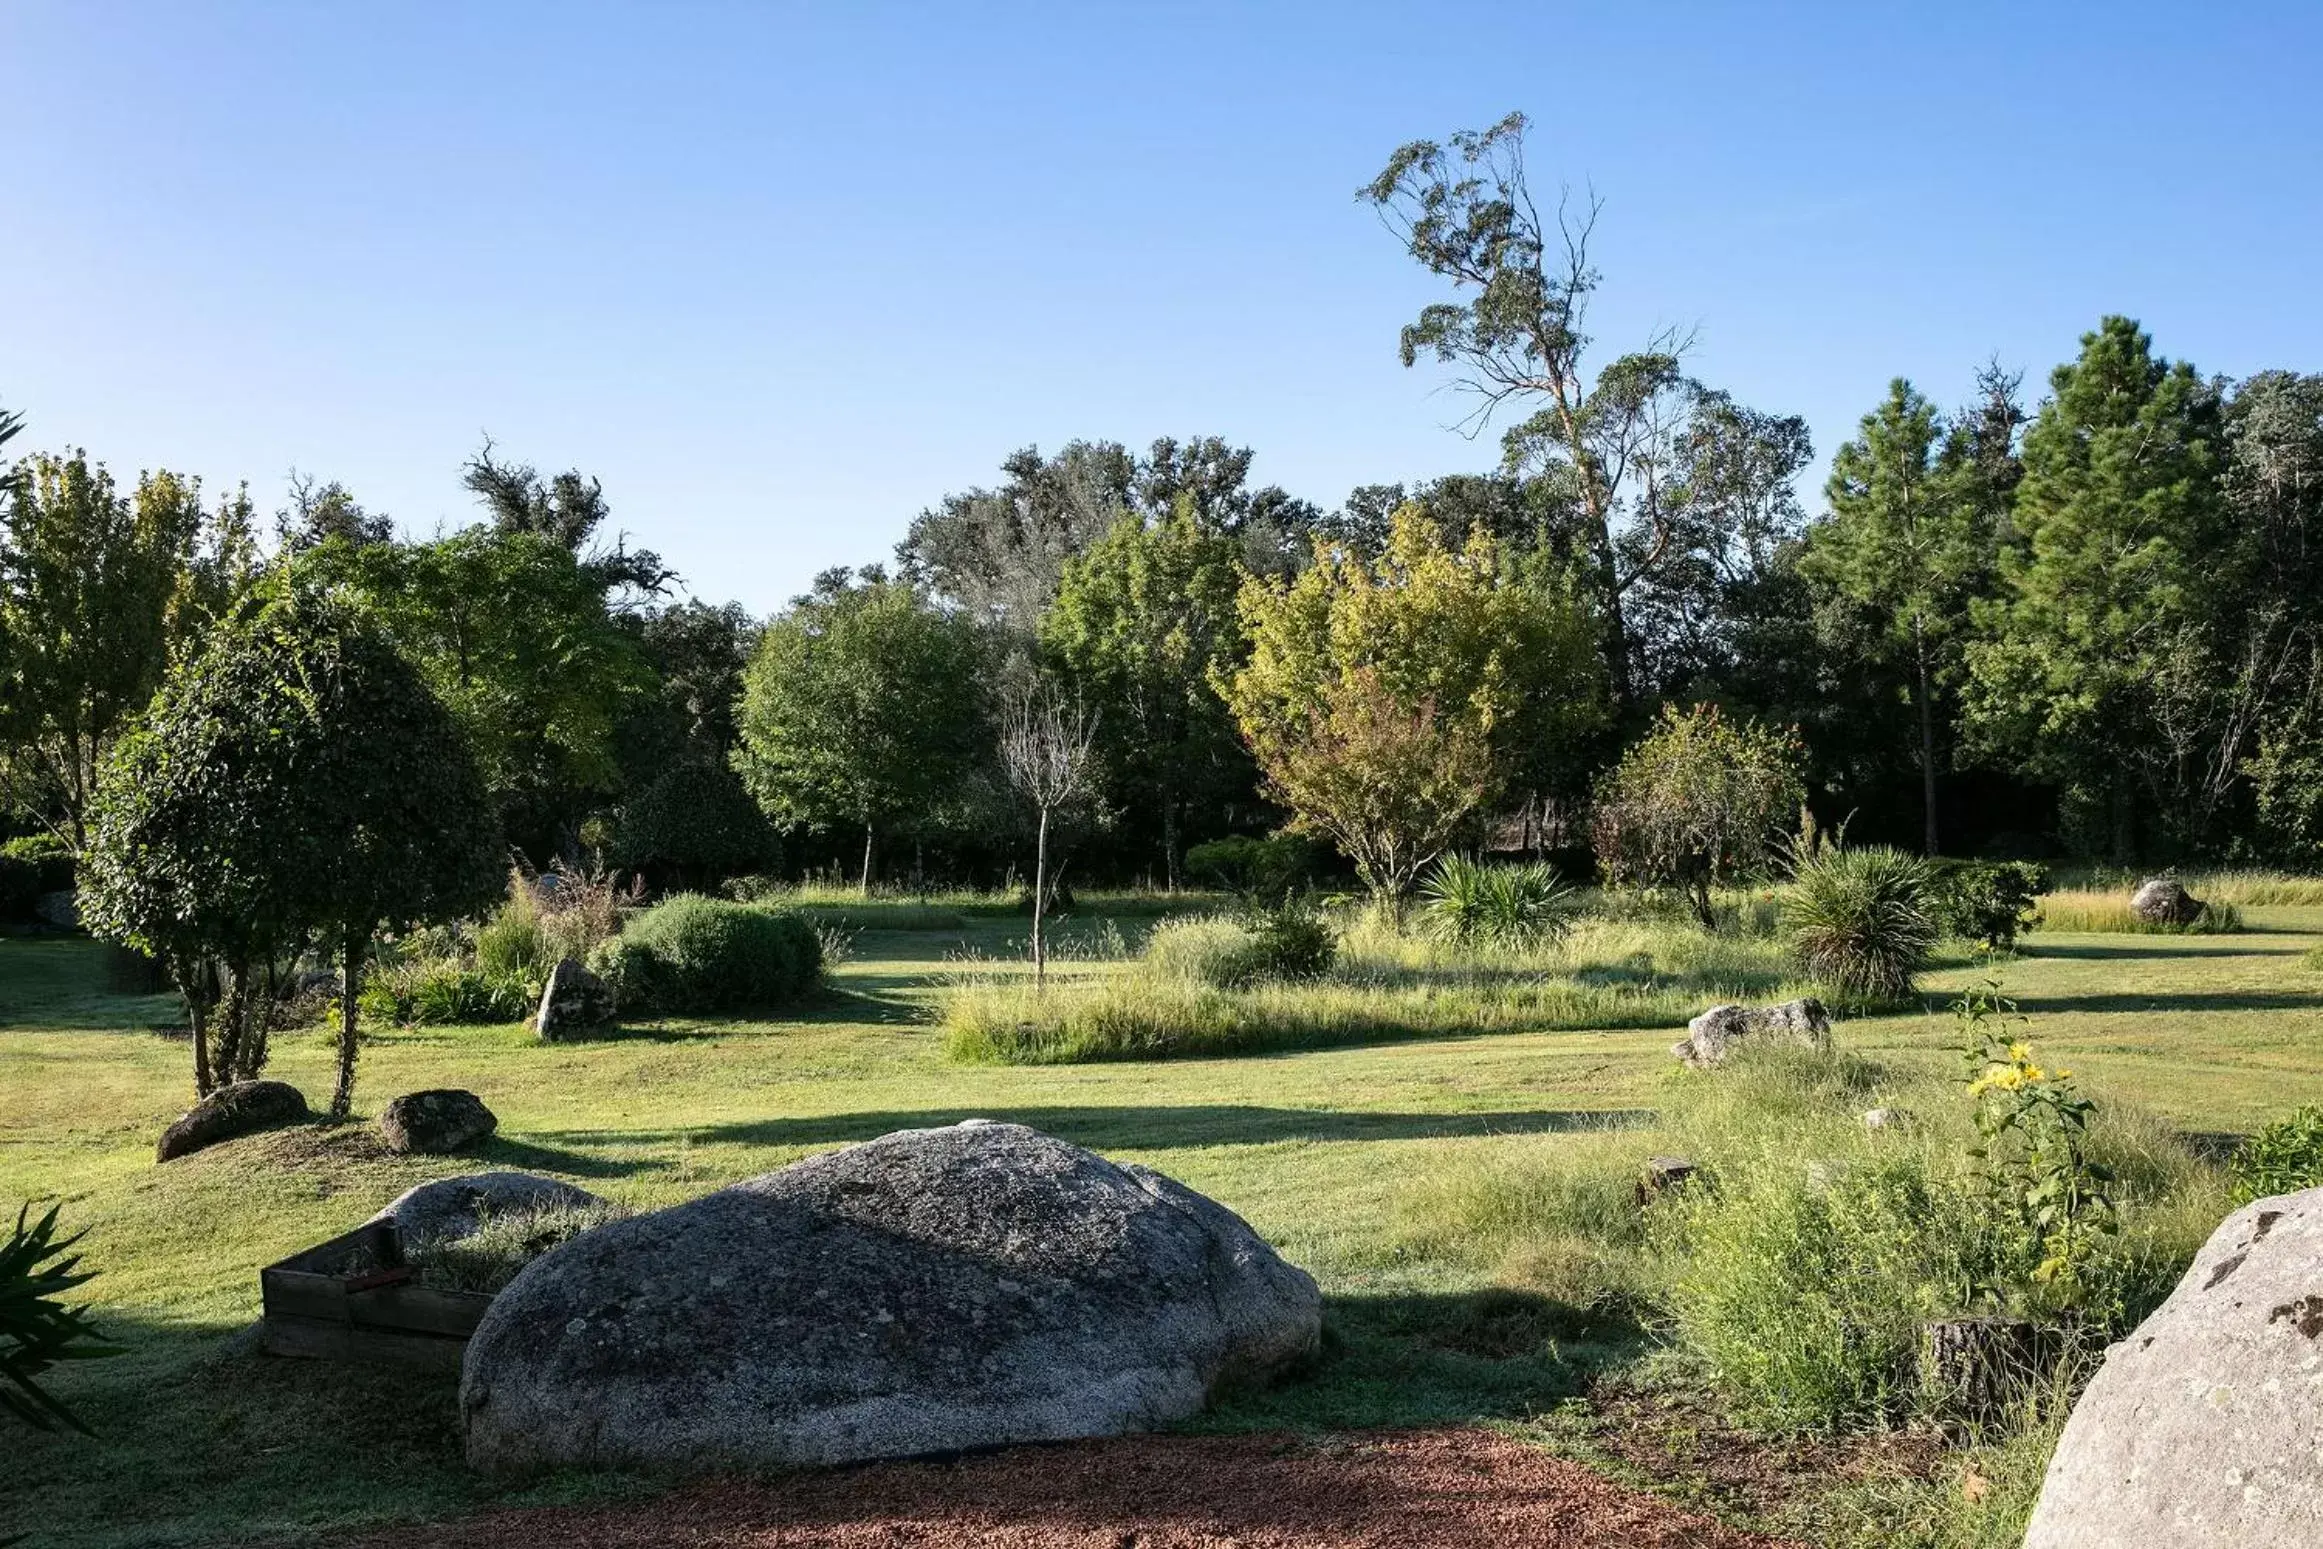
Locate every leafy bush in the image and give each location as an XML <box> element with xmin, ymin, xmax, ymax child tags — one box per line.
<box><xmin>2232</xmin><ymin>1104</ymin><xmax>2323</xmax><ymax>1202</ymax></box>
<box><xmin>1418</xmin><ymin>855</ymin><xmax>1576</xmax><ymax>948</ymax></box>
<box><xmin>591</xmin><ymin>894</ymin><xmax>820</xmax><ymax>1016</ymax></box>
<box><xmin>1930</xmin><ymin>860</ymin><xmax>2046</xmax><ymax>953</ymax></box>
<box><xmin>1784</xmin><ymin>843</ymin><xmax>1938</xmax><ymax>1004</ymax></box>
<box><xmin>3</xmin><ymin>1202</ymin><xmax>124</xmax><ymax>1433</ymax></box>
<box><xmin>1184</xmin><ymin>834</ymin><xmax>1324</xmax><ymax>903</ymax></box>
<box><xmin>359</xmin><ymin>958</ymin><xmax>534</xmax><ymax>1026</ymax></box>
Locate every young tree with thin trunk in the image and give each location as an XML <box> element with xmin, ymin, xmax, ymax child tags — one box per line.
<box><xmin>997</xmin><ymin>683</ymin><xmax>1099</xmax><ymax>988</ymax></box>
<box><xmin>1592</xmin><ymin>704</ymin><xmax>1805</xmax><ymax>930</ymax></box>
<box><xmin>83</xmin><ymin>577</ymin><xmax>502</xmax><ymax>1112</ymax></box>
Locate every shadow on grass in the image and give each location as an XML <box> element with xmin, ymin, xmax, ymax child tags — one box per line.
<box><xmin>1195</xmin><ymin>1286</ymin><xmax>1642</xmax><ymax>1434</ymax></box>
<box><xmin>685</xmin><ymin>1105</ymin><xmax>1654</xmax><ymax>1152</ymax></box>
<box><xmin>8</xmin><ymin>1288</ymin><xmax>1632</xmax><ymax>1544</ymax></box>
<box><xmin>2013</xmin><ymin>990</ymin><xmax>2323</xmax><ymax>1015</ymax></box>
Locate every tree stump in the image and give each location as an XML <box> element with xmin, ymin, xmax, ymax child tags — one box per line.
<box><xmin>1636</xmin><ymin>1156</ymin><xmax>1699</xmax><ymax>1207</ymax></box>
<box><xmin>1920</xmin><ymin>1316</ymin><xmax>2045</xmax><ymax>1425</ymax></box>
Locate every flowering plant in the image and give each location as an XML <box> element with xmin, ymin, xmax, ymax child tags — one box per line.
<box><xmin>1956</xmin><ymin>978</ymin><xmax>2116</xmax><ymax>1308</ymax></box>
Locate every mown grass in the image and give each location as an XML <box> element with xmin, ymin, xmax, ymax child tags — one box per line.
<box><xmin>8</xmin><ymin>895</ymin><xmax>2323</xmax><ymax>1547</ymax></box>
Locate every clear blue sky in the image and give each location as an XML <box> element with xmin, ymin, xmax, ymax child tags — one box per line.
<box><xmin>7</xmin><ymin>2</ymin><xmax>2319</xmax><ymax>612</ymax></box>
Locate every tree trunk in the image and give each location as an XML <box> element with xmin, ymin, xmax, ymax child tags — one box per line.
<box><xmin>1690</xmin><ymin>875</ymin><xmax>1716</xmax><ymax>932</ymax></box>
<box><xmin>183</xmin><ymin>962</ymin><xmax>214</xmax><ymax>1099</ymax></box>
<box><xmin>211</xmin><ymin>963</ymin><xmax>249</xmax><ymax>1086</ymax></box>
<box><xmin>860</xmin><ymin>823</ymin><xmax>875</xmax><ymax>895</ymax></box>
<box><xmin>1032</xmin><ymin>807</ymin><xmax>1050</xmax><ymax>990</ymax></box>
<box><xmin>1913</xmin><ymin>620</ymin><xmax>1940</xmax><ymax>857</ymax></box>
<box><xmin>331</xmin><ymin>923</ymin><xmax>363</xmax><ymax>1119</ymax></box>
<box><xmin>1161</xmin><ymin>799</ymin><xmax>1180</xmax><ymax>894</ymax></box>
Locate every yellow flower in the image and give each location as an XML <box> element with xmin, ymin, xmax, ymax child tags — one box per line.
<box><xmin>2007</xmin><ymin>1042</ymin><xmax>2034</xmax><ymax>1064</ymax></box>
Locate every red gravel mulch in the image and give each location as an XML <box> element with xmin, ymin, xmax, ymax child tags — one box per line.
<box><xmin>372</xmin><ymin>1428</ymin><xmax>1800</xmax><ymax>1549</ymax></box>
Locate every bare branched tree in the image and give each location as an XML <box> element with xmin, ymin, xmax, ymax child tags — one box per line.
<box><xmin>998</xmin><ymin>683</ymin><xmax>1100</xmax><ymax>987</ymax></box>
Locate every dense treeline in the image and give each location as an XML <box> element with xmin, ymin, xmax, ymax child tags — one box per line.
<box><xmin>5</xmin><ymin>112</ymin><xmax>2321</xmax><ymax>896</ymax></box>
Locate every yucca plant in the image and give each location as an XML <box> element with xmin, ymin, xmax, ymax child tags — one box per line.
<box><xmin>1419</xmin><ymin>855</ymin><xmax>1576</xmax><ymax>949</ymax></box>
<box><xmin>1782</xmin><ymin>843</ymin><xmax>1938</xmax><ymax>1005</ymax></box>
<box><xmin>2</xmin><ymin>1202</ymin><xmax>124</xmax><ymax>1434</ymax></box>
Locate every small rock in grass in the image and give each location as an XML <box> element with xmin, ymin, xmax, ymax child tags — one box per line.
<box><xmin>2129</xmin><ymin>877</ymin><xmax>2204</xmax><ymax>927</ymax></box>
<box><xmin>2025</xmin><ymin>1187</ymin><xmax>2323</xmax><ymax>1544</ymax></box>
<box><xmin>379</xmin><ymin>1089</ymin><xmax>498</xmax><ymax>1155</ymax></box>
<box><xmin>156</xmin><ymin>1079</ymin><xmax>310</xmax><ymax>1162</ymax></box>
<box><xmin>1863</xmin><ymin>1107</ymin><xmax>1911</xmax><ymax>1132</ymax></box>
<box><xmin>1671</xmin><ymin>998</ymin><xmax>1831</xmax><ymax>1068</ymax></box>
<box><xmin>535</xmin><ymin>957</ymin><xmax>615</xmax><ymax>1041</ymax></box>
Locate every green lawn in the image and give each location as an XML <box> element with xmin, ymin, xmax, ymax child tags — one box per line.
<box><xmin>6</xmin><ymin>907</ymin><xmax>2322</xmax><ymax>1546</ymax></box>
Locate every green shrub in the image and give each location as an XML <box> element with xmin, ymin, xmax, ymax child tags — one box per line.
<box><xmin>2233</xmin><ymin>1105</ymin><xmax>2323</xmax><ymax>1202</ymax></box>
<box><xmin>1930</xmin><ymin>860</ymin><xmax>2046</xmax><ymax>953</ymax></box>
<box><xmin>472</xmin><ymin>885</ymin><xmax>552</xmax><ymax>986</ymax></box>
<box><xmin>1783</xmin><ymin>844</ymin><xmax>1938</xmax><ymax>1004</ymax></box>
<box><xmin>359</xmin><ymin>958</ymin><xmax>534</xmax><ymax>1026</ymax></box>
<box><xmin>1419</xmin><ymin>855</ymin><xmax>1576</xmax><ymax>948</ymax></box>
<box><xmin>1142</xmin><ymin>906</ymin><xmax>1334</xmax><ymax>990</ymax></box>
<box><xmin>592</xmin><ymin>894</ymin><xmax>820</xmax><ymax>1016</ymax></box>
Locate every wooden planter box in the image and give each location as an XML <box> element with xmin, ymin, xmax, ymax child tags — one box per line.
<box><xmin>260</xmin><ymin>1221</ymin><xmax>495</xmax><ymax>1372</ymax></box>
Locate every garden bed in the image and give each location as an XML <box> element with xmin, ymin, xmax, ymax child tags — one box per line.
<box><xmin>259</xmin><ymin>1220</ymin><xmax>495</xmax><ymax>1372</ymax></box>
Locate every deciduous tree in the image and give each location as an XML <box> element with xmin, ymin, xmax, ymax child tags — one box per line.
<box><xmin>733</xmin><ymin>569</ymin><xmax>991</xmax><ymax>889</ymax></box>
<box><xmin>1221</xmin><ymin>508</ymin><xmax>1601</xmax><ymax>906</ymax></box>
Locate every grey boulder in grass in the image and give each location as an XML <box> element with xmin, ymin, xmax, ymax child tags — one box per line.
<box><xmin>378</xmin><ymin>1089</ymin><xmax>497</xmax><ymax>1155</ymax></box>
<box><xmin>155</xmin><ymin>1079</ymin><xmax>310</xmax><ymax>1161</ymax></box>
<box><xmin>534</xmin><ymin>956</ymin><xmax>614</xmax><ymax>1041</ymax></box>
<box><xmin>459</xmin><ymin>1120</ymin><xmax>1321</xmax><ymax>1474</ymax></box>
<box><xmin>2024</xmin><ymin>1188</ymin><xmax>2323</xmax><ymax>1546</ymax></box>
<box><xmin>1671</xmin><ymin>998</ymin><xmax>1830</xmax><ymax>1068</ymax></box>
<box><xmin>2130</xmin><ymin>876</ymin><xmax>2205</xmax><ymax>926</ymax></box>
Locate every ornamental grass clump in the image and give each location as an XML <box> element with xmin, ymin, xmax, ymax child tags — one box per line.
<box><xmin>1418</xmin><ymin>855</ymin><xmax>1576</xmax><ymax>949</ymax></box>
<box><xmin>1783</xmin><ymin>842</ymin><xmax>1938</xmax><ymax>1005</ymax></box>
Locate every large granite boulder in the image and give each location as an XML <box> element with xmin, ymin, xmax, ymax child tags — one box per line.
<box><xmin>369</xmin><ymin>1172</ymin><xmax>606</xmax><ymax>1256</ymax></box>
<box><xmin>378</xmin><ymin>1089</ymin><xmax>498</xmax><ymax>1155</ymax></box>
<box><xmin>156</xmin><ymin>1079</ymin><xmax>310</xmax><ymax>1161</ymax></box>
<box><xmin>2131</xmin><ymin>876</ymin><xmax>2205</xmax><ymax>927</ymax></box>
<box><xmin>2024</xmin><ymin>1188</ymin><xmax>2323</xmax><ymax>1545</ymax></box>
<box><xmin>1672</xmin><ymin>998</ymin><xmax>1831</xmax><ymax>1068</ymax></box>
<box><xmin>534</xmin><ymin>957</ymin><xmax>614</xmax><ymax>1041</ymax></box>
<box><xmin>460</xmin><ymin>1120</ymin><xmax>1321</xmax><ymax>1474</ymax></box>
